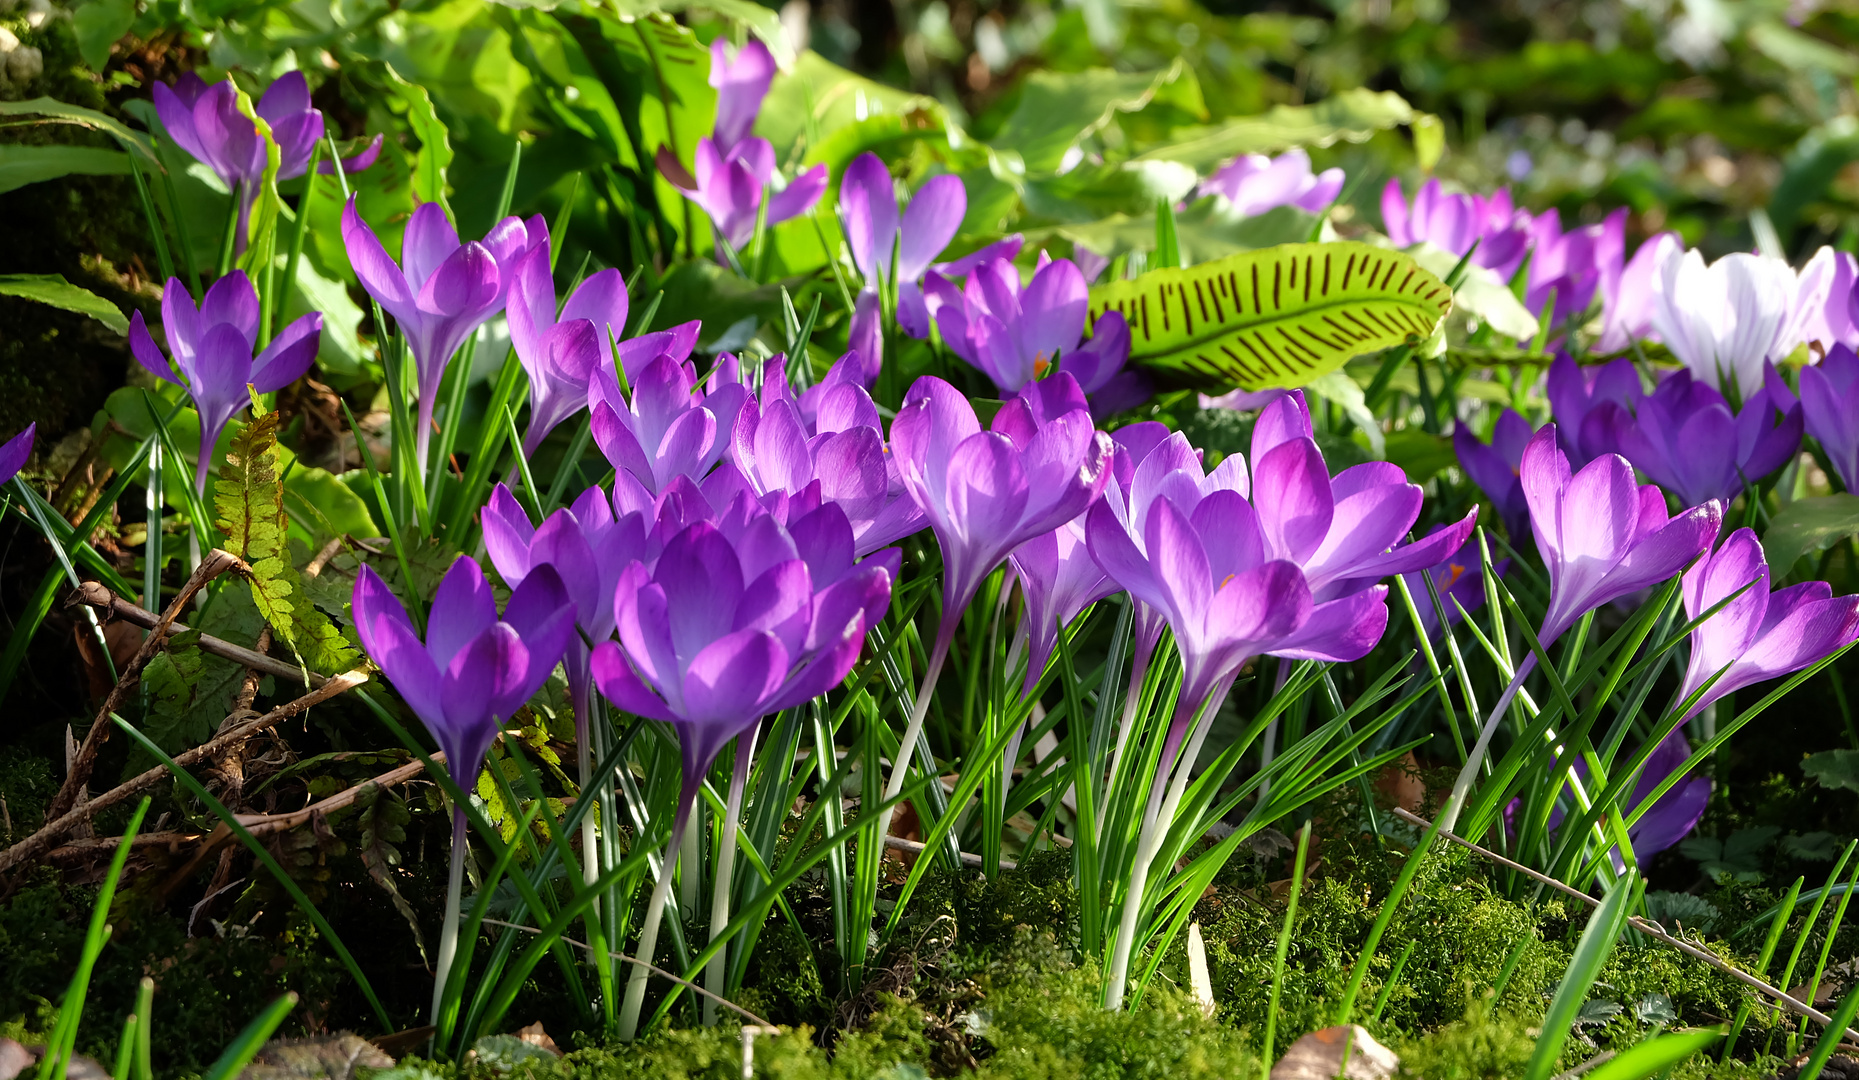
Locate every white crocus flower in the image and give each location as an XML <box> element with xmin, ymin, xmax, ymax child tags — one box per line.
<box><xmin>1650</xmin><ymin>247</ymin><xmax>1797</xmax><ymax>399</ymax></box>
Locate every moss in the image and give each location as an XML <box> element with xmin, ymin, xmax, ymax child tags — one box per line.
<box><xmin>1393</xmin><ymin>997</ymin><xmax>1538</xmax><ymax>1080</ymax></box>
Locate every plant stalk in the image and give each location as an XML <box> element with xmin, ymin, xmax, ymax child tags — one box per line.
<box><xmin>878</xmin><ymin>631</ymin><xmax>953</xmax><ymax>844</ymax></box>
<box><xmin>430</xmin><ymin>803</ymin><xmax>468</xmax><ymax>1030</ymax></box>
<box><xmin>619</xmin><ymin>801</ymin><xmax>692</xmax><ymax>1041</ymax></box>
<box><xmin>704</xmin><ymin>729</ymin><xmax>757</xmax><ymax>1025</ymax></box>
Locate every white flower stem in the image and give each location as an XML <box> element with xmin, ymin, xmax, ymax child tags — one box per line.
<box><xmin>878</xmin><ymin>632</ymin><xmax>952</xmax><ymax>843</ymax></box>
<box><xmin>618</xmin><ymin>805</ymin><xmax>691</xmax><ymax>1042</ymax></box>
<box><xmin>430</xmin><ymin>804</ymin><xmax>468</xmax><ymax>1030</ymax></box>
<box><xmin>704</xmin><ymin>729</ymin><xmax>758</xmax><ymax>1026</ymax></box>
<box><xmin>1438</xmin><ymin>653</ymin><xmax>1538</xmax><ymax>834</ymax></box>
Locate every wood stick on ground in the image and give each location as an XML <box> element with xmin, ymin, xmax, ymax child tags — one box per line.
<box><xmin>67</xmin><ymin>580</ymin><xmax>322</xmax><ymax>689</ymax></box>
<box><xmin>49</xmin><ymin>549</ymin><xmax>247</xmax><ymax>820</ymax></box>
<box><xmin>0</xmin><ymin>668</ymin><xmax>368</xmax><ymax>879</ymax></box>
<box><xmin>1391</xmin><ymin>806</ymin><xmax>1859</xmax><ymax>1043</ymax></box>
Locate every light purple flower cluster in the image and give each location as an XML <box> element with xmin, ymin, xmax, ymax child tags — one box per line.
<box><xmin>1382</xmin><ymin>178</ymin><xmax>1534</xmax><ymax>281</ymax></box>
<box><xmin>1197</xmin><ymin>148</ymin><xmax>1343</xmax><ymax>218</ymax></box>
<box><xmin>659</xmin><ymin>39</ymin><xmax>827</xmax><ymax>253</ymax></box>
<box><xmin>838</xmin><ymin>151</ymin><xmax>966</xmax><ymax>382</ymax></box>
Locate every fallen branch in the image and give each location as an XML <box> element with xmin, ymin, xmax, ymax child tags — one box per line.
<box><xmin>43</xmin><ymin>832</ymin><xmax>204</xmax><ymax>861</ymax></box>
<box><xmin>67</xmin><ymin>580</ymin><xmax>321</xmax><ymax>689</ymax></box>
<box><xmin>1391</xmin><ymin>806</ymin><xmax>1859</xmax><ymax>1043</ymax></box>
<box><xmin>50</xmin><ymin>549</ymin><xmax>246</xmax><ymax>819</ymax></box>
<box><xmin>0</xmin><ymin>668</ymin><xmax>368</xmax><ymax>879</ymax></box>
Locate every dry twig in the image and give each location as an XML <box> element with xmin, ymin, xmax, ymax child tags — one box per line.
<box><xmin>66</xmin><ymin>580</ymin><xmax>321</xmax><ymax>689</ymax></box>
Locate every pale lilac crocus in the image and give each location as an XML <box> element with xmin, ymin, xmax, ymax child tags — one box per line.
<box><xmin>933</xmin><ymin>256</ymin><xmax>1090</xmax><ymax>393</ymax></box>
<box><xmin>350</xmin><ymin>555</ymin><xmax>575</xmax><ymax>1024</ymax></box>
<box><xmin>1382</xmin><ymin>178</ymin><xmax>1534</xmax><ymax>281</ymax></box>
<box><xmin>839</xmin><ymin>152</ymin><xmax>966</xmax><ymax>383</ymax></box>
<box><xmin>1198</xmin><ymin>148</ymin><xmax>1343</xmax><ymax>218</ymax></box>
<box><xmin>1649</xmin><ymin>247</ymin><xmax>1798</xmax><ymax>400</ymax></box>
<box><xmin>343</xmin><ymin>199</ymin><xmax>542</xmax><ymax>471</ymax></box>
<box><xmin>1780</xmin><ymin>246</ymin><xmax>1857</xmax><ymax>360</ymax></box>
<box><xmin>1596</xmin><ymin>231</ymin><xmax>1682</xmax><ymax>354</ymax></box>
<box><xmin>129</xmin><ymin>273</ymin><xmax>321</xmax><ymax>494</ymax></box>
<box><xmin>0</xmin><ymin>423</ymin><xmax>34</xmax><ymax>485</ymax></box>
<box><xmin>1441</xmin><ymin>424</ymin><xmax>1722</xmax><ymax>830</ymax></box>
<box><xmin>1674</xmin><ymin>527</ymin><xmax>1859</xmax><ymax>720</ymax></box>
<box><xmin>1546</xmin><ymin>353</ymin><xmax>1642</xmax><ymax>468</ymax></box>
<box><xmin>506</xmin><ymin>237</ymin><xmax>629</xmax><ymax>454</ymax></box>
<box><xmin>1454</xmin><ymin>408</ymin><xmax>1537</xmax><ymax>544</ymax></box>
<box><xmin>1799</xmin><ymin>343</ymin><xmax>1859</xmax><ymax>490</ymax></box>
<box><xmin>883</xmin><ymin>372</ymin><xmax>1112</xmax><ymax>833</ymax></box>
<box><xmin>909</xmin><ymin>236</ymin><xmax>1028</xmax><ymax>337</ymax></box>
<box><xmin>590</xmin><ymin>508</ymin><xmax>891</xmax><ymax>1037</ymax></box>
<box><xmin>1616</xmin><ymin>369</ymin><xmax>1801</xmax><ymax>507</ymax></box>
<box><xmin>660</xmin><ymin>39</ymin><xmax>827</xmax><ymax>253</ymax></box>
<box><xmin>154</xmin><ymin>72</ymin><xmax>381</xmax><ymax>247</ymax></box>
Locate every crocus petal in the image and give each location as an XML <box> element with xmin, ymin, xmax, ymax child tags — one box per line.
<box><xmin>129</xmin><ymin>311</ymin><xmax>180</xmax><ymax>385</ymax></box>
<box><xmin>897</xmin><ymin>174</ymin><xmax>966</xmax><ymax>281</ymax></box>
<box><xmin>840</xmin><ymin>152</ymin><xmax>899</xmax><ymax>281</ymax></box>
<box><xmin>767</xmin><ymin>164</ymin><xmax>828</xmax><ymax>226</ymax></box>
<box><xmin>250</xmin><ymin>313</ymin><xmax>322</xmax><ymax>393</ymax></box>
<box><xmin>424</xmin><ymin>556</ymin><xmax>500</xmax><ymax>670</ymax></box>
<box><xmin>0</xmin><ymin>423</ymin><xmax>33</xmax><ymax>486</ymax></box>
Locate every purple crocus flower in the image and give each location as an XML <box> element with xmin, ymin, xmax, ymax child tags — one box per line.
<box><xmin>1382</xmin><ymin>178</ymin><xmax>1533</xmax><ymax>281</ymax></box>
<box><xmin>1197</xmin><ymin>148</ymin><xmax>1343</xmax><ymax>218</ymax></box>
<box><xmin>482</xmin><ymin>483</ymin><xmax>645</xmax><ymax>643</ymax></box>
<box><xmin>1008</xmin><ymin>517</ymin><xmax>1119</xmax><ymax>698</ymax></box>
<box><xmin>352</xmin><ymin>556</ymin><xmax>576</xmax><ymax>791</ymax></box>
<box><xmin>1454</xmin><ymin>409</ymin><xmax>1537</xmax><ymax>545</ymax></box>
<box><xmin>910</xmin><ymin>236</ymin><xmax>1029</xmax><ymax>338</ymax></box>
<box><xmin>343</xmin><ymin>200</ymin><xmax>543</xmax><ymax>470</ymax></box>
<box><xmin>586</xmin><ymin>346</ymin><xmax>748</xmax><ymax>496</ymax></box>
<box><xmin>506</xmin><ymin>239</ymin><xmax>629</xmax><ymax>454</ymax></box>
<box><xmin>1674</xmin><ymin>527</ymin><xmax>1859</xmax><ymax>720</ymax></box>
<box><xmin>129</xmin><ymin>273</ymin><xmax>321</xmax><ymax>494</ymax></box>
<box><xmin>1800</xmin><ymin>343</ymin><xmax>1859</xmax><ymax>490</ymax></box>
<box><xmin>1781</xmin><ymin>246</ymin><xmax>1857</xmax><ymax>360</ymax></box>
<box><xmin>892</xmin><ymin>372</ymin><xmax>1113</xmax><ymax>652</ymax></box>
<box><xmin>1525</xmin><ymin>208</ymin><xmax>1625</xmax><ymax>329</ymax></box>
<box><xmin>1401</xmin><ymin>532</ymin><xmax>1505</xmax><ymax>640</ymax></box>
<box><xmin>1444</xmin><ymin>425</ymin><xmax>1722</xmax><ymax>830</ymax></box>
<box><xmin>1247</xmin><ymin>391</ymin><xmax>1477</xmax><ymax>609</ymax></box>
<box><xmin>1546</xmin><ymin>353</ymin><xmax>1642</xmax><ymax>468</ymax></box>
<box><xmin>839</xmin><ymin>152</ymin><xmax>966</xmax><ymax>382</ymax></box>
<box><xmin>0</xmin><ymin>423</ymin><xmax>34</xmax><ymax>486</ymax></box>
<box><xmin>1596</xmin><ymin>231</ymin><xmax>1682</xmax><ymax>354</ymax></box>
<box><xmin>1616</xmin><ymin>369</ymin><xmax>1802</xmax><ymax>507</ymax></box>
<box><xmin>658</xmin><ymin>39</ymin><xmax>826</xmax><ymax>254</ymax></box>
<box><xmin>155</xmin><ymin>72</ymin><xmax>380</xmax><ymax>248</ymax></box>
<box><xmin>590</xmin><ymin>508</ymin><xmax>892</xmax><ymax>1032</ymax></box>
<box><xmin>1522</xmin><ymin>424</ymin><xmax>1724</xmax><ymax>650</ymax></box>
<box><xmin>933</xmin><ymin>256</ymin><xmax>1090</xmax><ymax>394</ymax></box>
<box><xmin>731</xmin><ymin>359</ymin><xmax>926</xmax><ymax>555</ymax></box>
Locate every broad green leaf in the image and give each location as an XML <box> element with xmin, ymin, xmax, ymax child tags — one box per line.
<box><xmin>73</xmin><ymin>0</ymin><xmax>136</xmax><ymax>70</ymax></box>
<box><xmin>993</xmin><ymin>59</ymin><xmax>1206</xmax><ymax>175</ymax></box>
<box><xmin>1771</xmin><ymin>116</ymin><xmax>1859</xmax><ymax>238</ymax></box>
<box><xmin>1802</xmin><ymin>749</ymin><xmax>1859</xmax><ymax>794</ymax></box>
<box><xmin>760</xmin><ymin>49</ymin><xmax>932</xmax><ymax>165</ymax></box>
<box><xmin>233</xmin><ymin>86</ymin><xmax>284</xmax><ymax>280</ymax></box>
<box><xmin>1382</xmin><ymin>428</ymin><xmax>1455</xmax><ymax>483</ymax></box>
<box><xmin>1412</xmin><ymin>113</ymin><xmax>1446</xmax><ymax>172</ymax></box>
<box><xmin>0</xmin><ymin>144</ymin><xmax>129</xmax><ymax>194</ymax></box>
<box><xmin>284</xmin><ymin>466</ymin><xmax>381</xmax><ymax>540</ymax></box>
<box><xmin>286</xmin><ymin>255</ymin><xmax>369</xmax><ymax>380</ymax></box>
<box><xmin>1407</xmin><ymin>242</ymin><xmax>1539</xmax><ymax>341</ymax></box>
<box><xmin>0</xmin><ymin>273</ymin><xmax>127</xmax><ymax>334</ymax></box>
<box><xmin>615</xmin><ymin>0</ymin><xmax>795</xmax><ymax>66</ymax></box>
<box><xmin>1748</xmin><ymin>21</ymin><xmax>1859</xmax><ymax>77</ymax></box>
<box><xmin>1023</xmin><ymin>160</ymin><xmax>1199</xmax><ymax>224</ymax></box>
<box><xmin>0</xmin><ymin>97</ymin><xmax>157</xmax><ymax>161</ymax></box>
<box><xmin>1762</xmin><ymin>493</ymin><xmax>1859</xmax><ymax>573</ymax></box>
<box><xmin>383</xmin><ymin>64</ymin><xmax>455</xmax><ymax>215</ymax></box>
<box><xmin>1134</xmin><ymin>87</ymin><xmax>1418</xmax><ymax>172</ymax></box>
<box><xmin>1086</xmin><ymin>241</ymin><xmax>1453</xmax><ymax>391</ymax></box>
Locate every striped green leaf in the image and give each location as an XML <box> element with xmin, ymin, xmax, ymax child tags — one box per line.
<box><xmin>1085</xmin><ymin>241</ymin><xmax>1453</xmax><ymax>391</ymax></box>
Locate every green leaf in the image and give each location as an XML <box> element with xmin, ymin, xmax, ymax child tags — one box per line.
<box><xmin>1804</xmin><ymin>749</ymin><xmax>1859</xmax><ymax>794</ymax></box>
<box><xmin>1763</xmin><ymin>494</ymin><xmax>1859</xmax><ymax>573</ymax></box>
<box><xmin>1134</xmin><ymin>87</ymin><xmax>1419</xmax><ymax>172</ymax></box>
<box><xmin>1086</xmin><ymin>241</ymin><xmax>1453</xmax><ymax>391</ymax></box>
<box><xmin>763</xmin><ymin>50</ymin><xmax>940</xmax><ymax>166</ymax></box>
<box><xmin>0</xmin><ymin>274</ymin><xmax>127</xmax><ymax>333</ymax></box>
<box><xmin>0</xmin><ymin>97</ymin><xmax>158</xmax><ymax>161</ymax></box>
<box><xmin>383</xmin><ymin>64</ymin><xmax>454</xmax><ymax>215</ymax></box>
<box><xmin>1382</xmin><ymin>428</ymin><xmax>1456</xmax><ymax>484</ymax></box>
<box><xmin>992</xmin><ymin>59</ymin><xmax>1207</xmax><ymax>175</ymax></box>
<box><xmin>0</xmin><ymin>144</ymin><xmax>130</xmax><ymax>194</ymax></box>
<box><xmin>1522</xmin><ymin>871</ymin><xmax>1637</xmax><ymax>1080</ymax></box>
<box><xmin>1050</xmin><ymin>201</ymin><xmax>1319</xmax><ymax>266</ymax></box>
<box><xmin>1405</xmin><ymin>242</ymin><xmax>1539</xmax><ymax>342</ymax></box>
<box><xmin>72</xmin><ymin>0</ymin><xmax>135</xmax><ymax>70</ymax></box>
<box><xmin>285</xmin><ymin>255</ymin><xmax>369</xmax><ymax>379</ymax></box>
<box><xmin>1581</xmin><ymin>1027</ymin><xmax>1722</xmax><ymax>1080</ymax></box>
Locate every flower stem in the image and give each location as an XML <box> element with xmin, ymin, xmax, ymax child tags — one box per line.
<box><xmin>704</xmin><ymin>730</ymin><xmax>757</xmax><ymax>1026</ymax></box>
<box><xmin>429</xmin><ymin>803</ymin><xmax>468</xmax><ymax>1030</ymax></box>
<box><xmin>878</xmin><ymin>631</ymin><xmax>952</xmax><ymax>844</ymax></box>
<box><xmin>618</xmin><ymin>803</ymin><xmax>691</xmax><ymax>1042</ymax></box>
<box><xmin>1438</xmin><ymin>652</ymin><xmax>1537</xmax><ymax>834</ymax></box>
